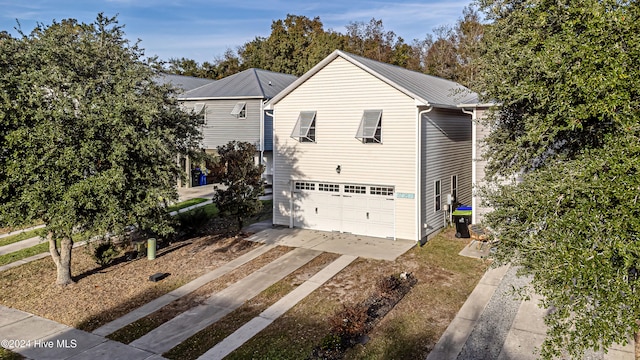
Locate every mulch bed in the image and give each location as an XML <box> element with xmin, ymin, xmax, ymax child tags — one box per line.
<box><xmin>310</xmin><ymin>272</ymin><xmax>418</xmax><ymax>359</ymax></box>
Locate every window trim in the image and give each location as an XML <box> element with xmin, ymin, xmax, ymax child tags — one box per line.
<box><xmin>434</xmin><ymin>180</ymin><xmax>441</xmax><ymax>212</ymax></box>
<box><xmin>230</xmin><ymin>102</ymin><xmax>247</xmax><ymax>119</ymax></box>
<box><xmin>291</xmin><ymin>111</ymin><xmax>317</xmax><ymax>143</ymax></box>
<box><xmin>194</xmin><ymin>103</ymin><xmax>206</xmax><ymax>125</ymax></box>
<box><xmin>355</xmin><ymin>110</ymin><xmax>382</xmax><ymax>144</ymax></box>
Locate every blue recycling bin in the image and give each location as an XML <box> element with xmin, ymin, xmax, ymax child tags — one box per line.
<box><xmin>199</xmin><ymin>173</ymin><xmax>207</xmax><ymax>186</ymax></box>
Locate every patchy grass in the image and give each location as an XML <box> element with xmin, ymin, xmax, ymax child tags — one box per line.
<box><xmin>225</xmin><ymin>228</ymin><xmax>488</xmax><ymax>359</ymax></box>
<box><xmin>0</xmin><ymin>242</ymin><xmax>49</xmax><ymax>266</ymax></box>
<box><xmin>0</xmin><ymin>348</ymin><xmax>24</xmax><ymax>360</ymax></box>
<box><xmin>0</xmin><ymin>228</ymin><xmax>46</xmax><ymax>247</ymax></box>
<box><xmin>166</xmin><ymin>198</ymin><xmax>208</xmax><ymax>213</ymax></box>
<box><xmin>163</xmin><ymin>252</ymin><xmax>341</xmax><ymax>360</ymax></box>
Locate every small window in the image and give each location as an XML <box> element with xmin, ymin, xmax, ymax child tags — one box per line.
<box><xmin>451</xmin><ymin>175</ymin><xmax>458</xmax><ymax>204</ymax></box>
<box><xmin>370</xmin><ymin>186</ymin><xmax>394</xmax><ymax>196</ymax></box>
<box><xmin>291</xmin><ymin>111</ymin><xmax>316</xmax><ymax>143</ymax></box>
<box><xmin>295</xmin><ymin>181</ymin><xmax>315</xmax><ymax>191</ymax></box>
<box><xmin>231</xmin><ymin>102</ymin><xmax>246</xmax><ymax>119</ymax></box>
<box><xmin>434</xmin><ymin>180</ymin><xmax>441</xmax><ymax>212</ymax></box>
<box><xmin>355</xmin><ymin>110</ymin><xmax>382</xmax><ymax>143</ymax></box>
<box><xmin>318</xmin><ymin>183</ymin><xmax>340</xmax><ymax>192</ymax></box>
<box><xmin>344</xmin><ymin>185</ymin><xmax>366</xmax><ymax>194</ymax></box>
<box><xmin>193</xmin><ymin>103</ymin><xmax>206</xmax><ymax>125</ymax></box>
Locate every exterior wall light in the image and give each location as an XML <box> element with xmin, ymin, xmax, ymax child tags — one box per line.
<box><xmin>336</xmin><ymin>165</ymin><xmax>341</xmax><ymax>174</ymax></box>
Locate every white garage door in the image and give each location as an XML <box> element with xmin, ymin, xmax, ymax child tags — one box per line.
<box><xmin>293</xmin><ymin>181</ymin><xmax>395</xmax><ymax>239</ymax></box>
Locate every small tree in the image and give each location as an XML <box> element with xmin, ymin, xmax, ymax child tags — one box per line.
<box><xmin>0</xmin><ymin>14</ymin><xmax>203</xmax><ymax>285</ymax></box>
<box><xmin>213</xmin><ymin>141</ymin><xmax>264</xmax><ymax>230</ymax></box>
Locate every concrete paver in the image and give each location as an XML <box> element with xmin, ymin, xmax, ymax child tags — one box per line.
<box><xmin>198</xmin><ymin>254</ymin><xmax>357</xmax><ymax>360</ymax></box>
<box><xmin>92</xmin><ymin>243</ymin><xmax>276</xmax><ymax>337</ymax></box>
<box><xmin>130</xmin><ymin>247</ymin><xmax>322</xmax><ymax>354</ymax></box>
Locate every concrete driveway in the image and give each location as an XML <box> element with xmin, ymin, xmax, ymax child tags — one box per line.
<box><xmin>245</xmin><ymin>225</ymin><xmax>416</xmax><ymax>261</ymax></box>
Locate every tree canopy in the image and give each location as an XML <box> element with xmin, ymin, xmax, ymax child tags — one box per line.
<box><xmin>163</xmin><ymin>11</ymin><xmax>484</xmax><ymax>85</ymax></box>
<box><xmin>476</xmin><ymin>0</ymin><xmax>640</xmax><ymax>357</ymax></box>
<box><xmin>0</xmin><ymin>14</ymin><xmax>204</xmax><ymax>285</ymax></box>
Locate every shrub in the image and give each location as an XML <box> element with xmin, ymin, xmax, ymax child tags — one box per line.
<box><xmin>328</xmin><ymin>303</ymin><xmax>368</xmax><ymax>342</ymax></box>
<box><xmin>175</xmin><ymin>208</ymin><xmax>210</xmax><ymax>234</ymax></box>
<box><xmin>91</xmin><ymin>241</ymin><xmax>120</xmax><ymax>266</ymax></box>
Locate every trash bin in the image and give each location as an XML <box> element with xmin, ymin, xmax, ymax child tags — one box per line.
<box><xmin>199</xmin><ymin>173</ymin><xmax>207</xmax><ymax>186</ymax></box>
<box><xmin>452</xmin><ymin>206</ymin><xmax>472</xmax><ymax>238</ymax></box>
<box><xmin>191</xmin><ymin>168</ymin><xmax>201</xmax><ymax>187</ymax></box>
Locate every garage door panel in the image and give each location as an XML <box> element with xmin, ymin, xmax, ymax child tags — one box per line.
<box><xmin>293</xmin><ymin>182</ymin><xmax>395</xmax><ymax>239</ymax></box>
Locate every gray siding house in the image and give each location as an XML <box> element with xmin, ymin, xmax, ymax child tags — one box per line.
<box><xmin>267</xmin><ymin>50</ymin><xmax>479</xmax><ymax>242</ymax></box>
<box><xmin>178</xmin><ymin>69</ymin><xmax>297</xmax><ymax>186</ymax></box>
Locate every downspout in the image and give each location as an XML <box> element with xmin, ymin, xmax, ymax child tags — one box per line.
<box><xmin>260</xmin><ymin>100</ymin><xmax>266</xmax><ymax>172</ymax></box>
<box><xmin>265</xmin><ymin>108</ymin><xmax>276</xmax><ymax>226</ymax></box>
<box><xmin>417</xmin><ymin>105</ymin><xmax>433</xmax><ymax>245</ymax></box>
<box><xmin>460</xmin><ymin>107</ymin><xmax>476</xmax><ymax>224</ymax></box>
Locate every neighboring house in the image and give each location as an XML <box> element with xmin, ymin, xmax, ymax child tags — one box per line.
<box><xmin>155</xmin><ymin>73</ymin><xmax>215</xmax><ymax>92</ymax></box>
<box><xmin>178</xmin><ymin>68</ymin><xmax>298</xmax><ymax>186</ymax></box>
<box><xmin>266</xmin><ymin>50</ymin><xmax>479</xmax><ymax>242</ymax></box>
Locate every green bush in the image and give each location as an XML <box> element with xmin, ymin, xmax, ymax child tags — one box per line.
<box><xmin>92</xmin><ymin>241</ymin><xmax>120</xmax><ymax>266</ymax></box>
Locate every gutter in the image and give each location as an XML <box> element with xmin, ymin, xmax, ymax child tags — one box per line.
<box><xmin>460</xmin><ymin>106</ymin><xmax>477</xmax><ymax>224</ymax></box>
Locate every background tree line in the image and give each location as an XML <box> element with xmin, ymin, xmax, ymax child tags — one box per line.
<box><xmin>162</xmin><ymin>7</ymin><xmax>483</xmax><ymax>88</ymax></box>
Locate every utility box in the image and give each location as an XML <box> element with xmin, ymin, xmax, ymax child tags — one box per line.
<box><xmin>452</xmin><ymin>207</ymin><xmax>472</xmax><ymax>238</ymax></box>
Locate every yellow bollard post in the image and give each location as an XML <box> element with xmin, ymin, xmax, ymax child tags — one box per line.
<box><xmin>147</xmin><ymin>238</ymin><xmax>156</xmax><ymax>260</ymax></box>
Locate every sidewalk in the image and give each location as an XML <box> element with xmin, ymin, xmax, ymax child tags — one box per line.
<box><xmin>427</xmin><ymin>264</ymin><xmax>635</xmax><ymax>360</ymax></box>
<box><xmin>0</xmin><ymin>306</ymin><xmax>164</xmax><ymax>360</ymax></box>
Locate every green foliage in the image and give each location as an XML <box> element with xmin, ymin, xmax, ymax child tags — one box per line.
<box><xmin>91</xmin><ymin>241</ymin><xmax>120</xmax><ymax>266</ymax></box>
<box><xmin>175</xmin><ymin>207</ymin><xmax>212</xmax><ymax>235</ymax></box>
<box><xmin>0</xmin><ymin>14</ymin><xmax>203</xmax><ymax>283</ymax></box>
<box><xmin>477</xmin><ymin>0</ymin><xmax>640</xmax><ymax>357</ymax></box>
<box><xmin>213</xmin><ymin>141</ymin><xmax>264</xmax><ymax>230</ymax></box>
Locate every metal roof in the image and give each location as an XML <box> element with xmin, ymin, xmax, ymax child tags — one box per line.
<box><xmin>268</xmin><ymin>50</ymin><xmax>478</xmax><ymax>109</ymax></box>
<box><xmin>179</xmin><ymin>68</ymin><xmax>298</xmax><ymax>100</ymax></box>
<box><xmin>154</xmin><ymin>73</ymin><xmax>215</xmax><ymax>92</ymax></box>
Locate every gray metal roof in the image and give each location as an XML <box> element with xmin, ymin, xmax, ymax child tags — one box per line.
<box><xmin>268</xmin><ymin>50</ymin><xmax>478</xmax><ymax>109</ymax></box>
<box><xmin>179</xmin><ymin>68</ymin><xmax>298</xmax><ymax>100</ymax></box>
<box><xmin>154</xmin><ymin>73</ymin><xmax>215</xmax><ymax>92</ymax></box>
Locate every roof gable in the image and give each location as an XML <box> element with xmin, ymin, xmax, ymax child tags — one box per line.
<box><xmin>179</xmin><ymin>68</ymin><xmax>297</xmax><ymax>100</ymax></box>
<box><xmin>267</xmin><ymin>50</ymin><xmax>478</xmax><ymax>109</ymax></box>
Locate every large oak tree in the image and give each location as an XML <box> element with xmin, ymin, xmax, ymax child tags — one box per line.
<box><xmin>0</xmin><ymin>14</ymin><xmax>203</xmax><ymax>285</ymax></box>
<box><xmin>476</xmin><ymin>0</ymin><xmax>640</xmax><ymax>358</ymax></box>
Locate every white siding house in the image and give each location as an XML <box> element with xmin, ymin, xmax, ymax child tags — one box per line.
<box><xmin>267</xmin><ymin>50</ymin><xmax>479</xmax><ymax>242</ymax></box>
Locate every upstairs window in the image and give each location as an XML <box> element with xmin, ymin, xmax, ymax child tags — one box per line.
<box><xmin>194</xmin><ymin>103</ymin><xmax>206</xmax><ymax>125</ymax></box>
<box><xmin>231</xmin><ymin>102</ymin><xmax>246</xmax><ymax>119</ymax></box>
<box><xmin>355</xmin><ymin>110</ymin><xmax>382</xmax><ymax>143</ymax></box>
<box><xmin>291</xmin><ymin>111</ymin><xmax>316</xmax><ymax>143</ymax></box>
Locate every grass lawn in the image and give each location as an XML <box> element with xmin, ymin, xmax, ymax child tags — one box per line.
<box><xmin>166</xmin><ymin>198</ymin><xmax>209</xmax><ymax>213</ymax></box>
<box><xmin>0</xmin><ymin>228</ymin><xmax>46</xmax><ymax>248</ymax></box>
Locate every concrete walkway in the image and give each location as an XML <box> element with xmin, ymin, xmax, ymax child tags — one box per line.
<box><xmin>130</xmin><ymin>247</ymin><xmax>322</xmax><ymax>354</ymax></box>
<box><xmin>0</xmin><ymin>236</ymin><xmax>43</xmax><ymax>255</ymax></box>
<box><xmin>0</xmin><ymin>224</ymin><xmax>45</xmax><ymax>239</ymax></box>
<box><xmin>197</xmin><ymin>254</ymin><xmax>357</xmax><ymax>360</ymax></box>
<box><xmin>0</xmin><ymin>306</ymin><xmax>164</xmax><ymax>360</ymax></box>
<box><xmin>427</xmin><ymin>264</ymin><xmax>636</xmax><ymax>360</ymax></box>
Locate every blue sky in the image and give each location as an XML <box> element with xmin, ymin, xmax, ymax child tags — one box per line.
<box><xmin>0</xmin><ymin>0</ymin><xmax>474</xmax><ymax>64</ymax></box>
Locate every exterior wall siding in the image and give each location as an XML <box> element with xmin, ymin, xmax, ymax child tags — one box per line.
<box><xmin>473</xmin><ymin>108</ymin><xmax>492</xmax><ymax>224</ymax></box>
<box><xmin>420</xmin><ymin>108</ymin><xmax>472</xmax><ymax>239</ymax></box>
<box><xmin>273</xmin><ymin>57</ymin><xmax>418</xmax><ymax>240</ymax></box>
<box><xmin>183</xmin><ymin>99</ymin><xmax>262</xmax><ymax>150</ymax></box>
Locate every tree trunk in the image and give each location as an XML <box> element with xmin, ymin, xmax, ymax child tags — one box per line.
<box><xmin>48</xmin><ymin>231</ymin><xmax>75</xmax><ymax>286</ymax></box>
